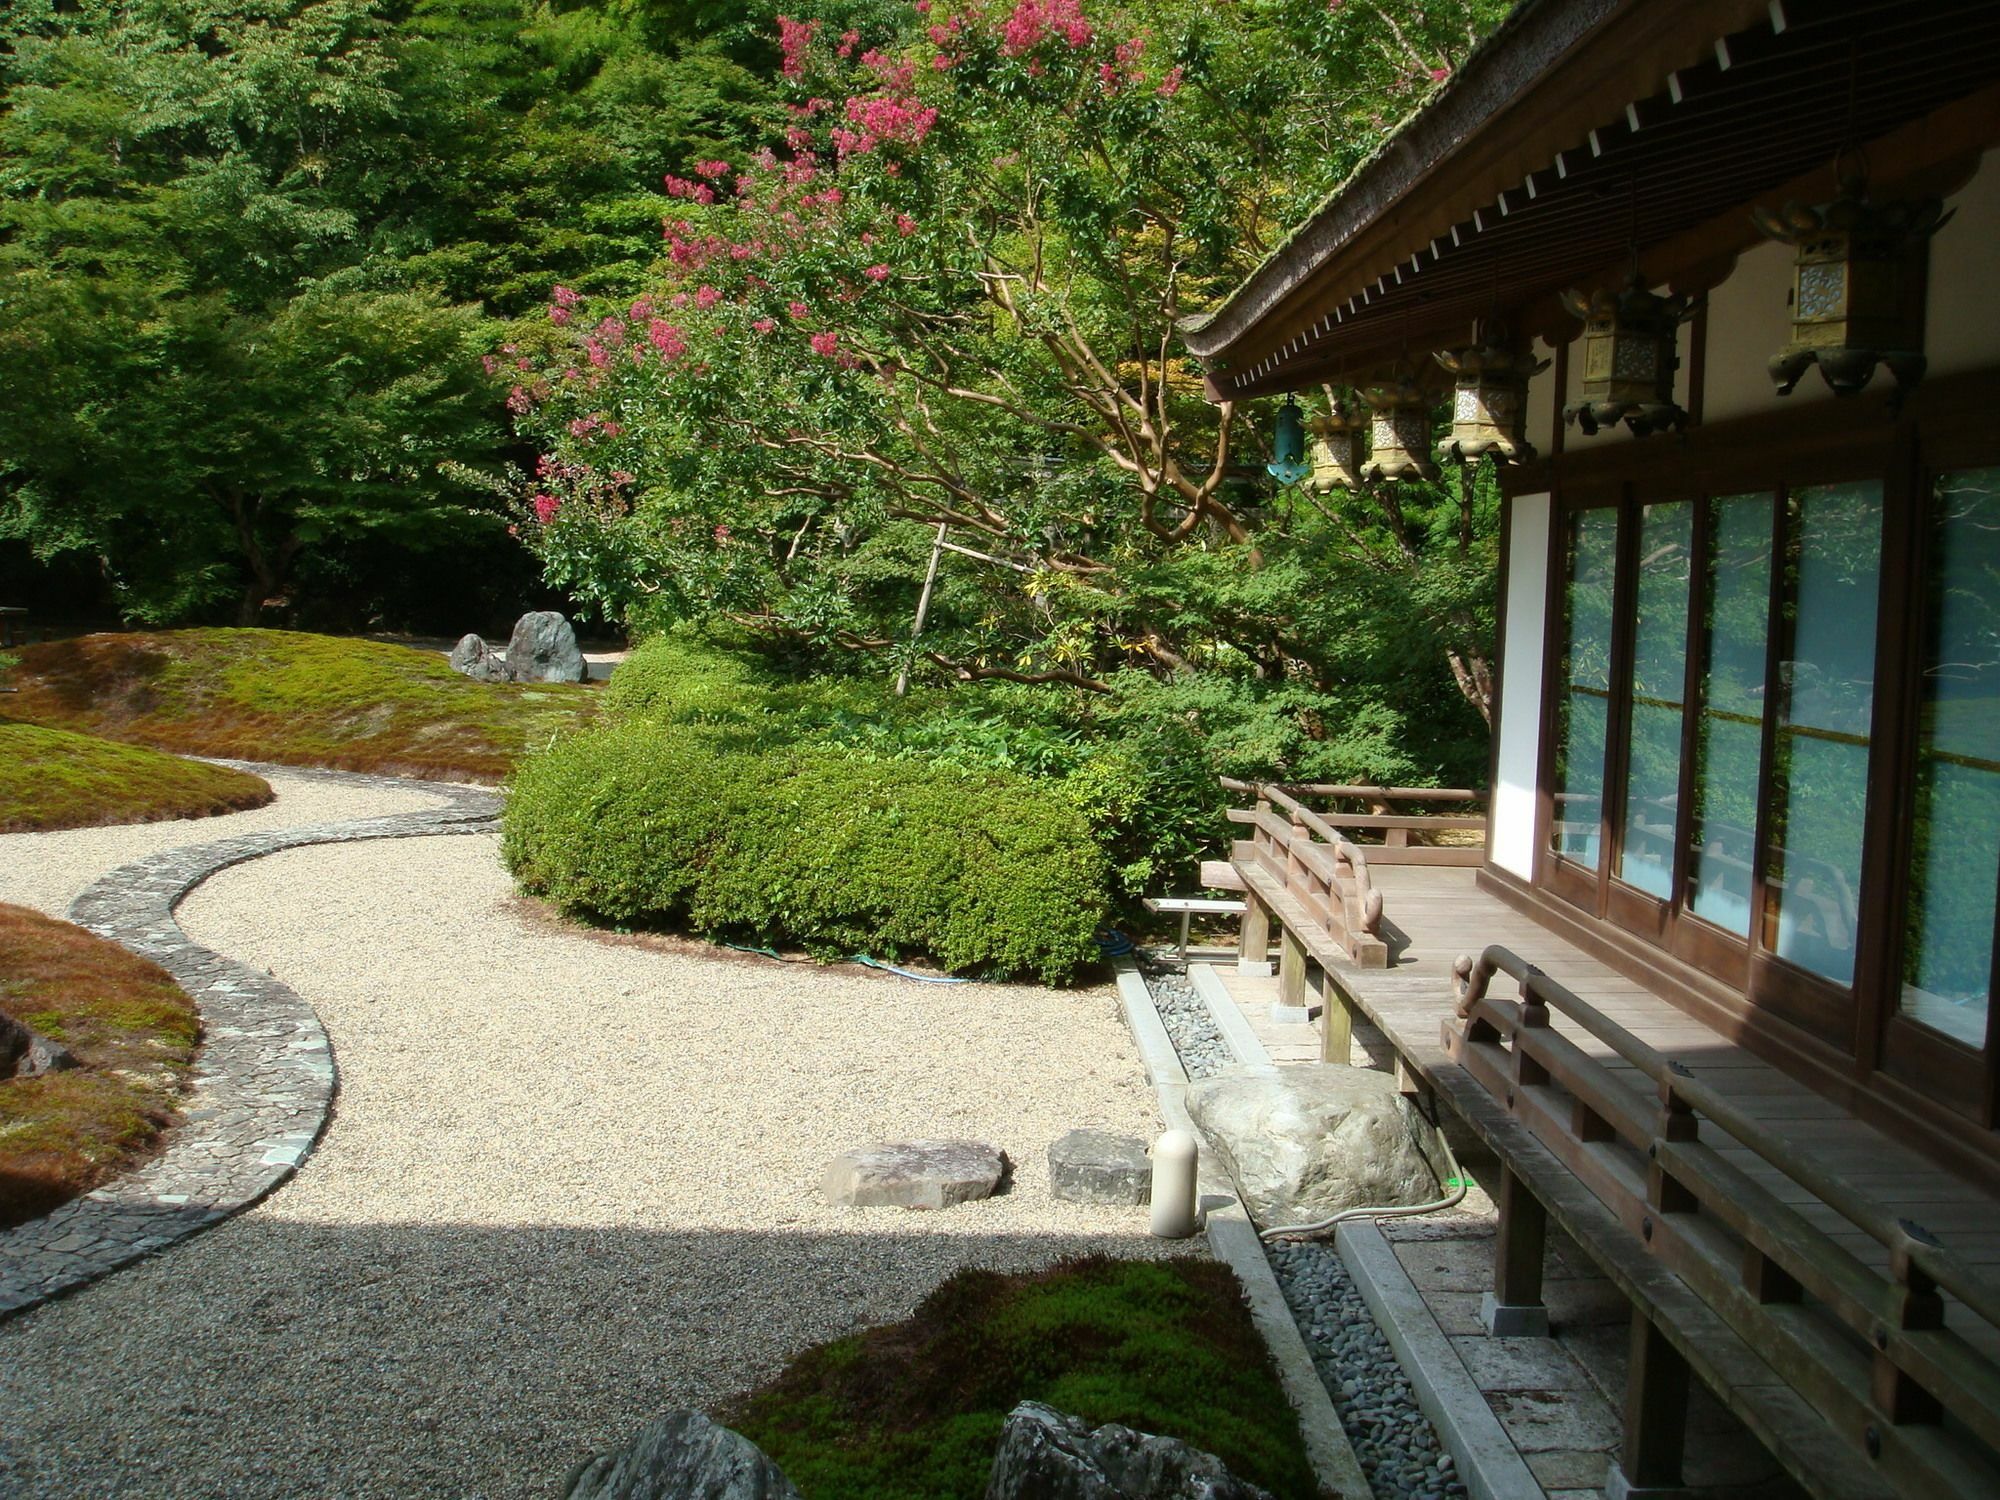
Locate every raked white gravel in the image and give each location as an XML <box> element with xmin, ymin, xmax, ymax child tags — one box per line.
<box><xmin>0</xmin><ymin>780</ymin><xmax>1172</xmax><ymax>1498</ymax></box>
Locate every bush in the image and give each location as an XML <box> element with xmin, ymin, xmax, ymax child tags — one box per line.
<box><xmin>502</xmin><ymin>718</ymin><xmax>1108</xmax><ymax>984</ymax></box>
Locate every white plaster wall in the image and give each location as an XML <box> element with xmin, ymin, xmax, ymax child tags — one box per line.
<box><xmin>1523</xmin><ymin>336</ymin><xmax>1556</xmax><ymax>460</ymax></box>
<box><xmin>1703</xmin><ymin>236</ymin><xmax>1819</xmax><ymax>424</ymax></box>
<box><xmin>1927</xmin><ymin>150</ymin><xmax>2000</xmax><ymax>380</ymax></box>
<box><xmin>1491</xmin><ymin>492</ymin><xmax>1551</xmax><ymax>880</ymax></box>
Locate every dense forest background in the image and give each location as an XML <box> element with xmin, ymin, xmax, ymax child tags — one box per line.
<box><xmin>2</xmin><ymin>0</ymin><xmax>1508</xmax><ymax>791</ymax></box>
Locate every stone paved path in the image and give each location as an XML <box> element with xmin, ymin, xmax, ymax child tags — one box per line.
<box><xmin>0</xmin><ymin>772</ymin><xmax>498</xmax><ymax>1319</ymax></box>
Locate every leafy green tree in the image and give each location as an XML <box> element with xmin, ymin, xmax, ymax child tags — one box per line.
<box><xmin>511</xmin><ymin>0</ymin><xmax>1505</xmax><ymax>778</ymax></box>
<box><xmin>0</xmin><ymin>0</ymin><xmax>788</xmax><ymax>622</ymax></box>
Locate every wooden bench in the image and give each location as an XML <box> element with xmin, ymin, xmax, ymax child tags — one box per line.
<box><xmin>1441</xmin><ymin>944</ymin><xmax>2000</xmax><ymax>1499</ymax></box>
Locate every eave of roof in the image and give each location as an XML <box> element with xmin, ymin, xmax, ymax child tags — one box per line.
<box><xmin>1188</xmin><ymin>0</ymin><xmax>2000</xmax><ymax>400</ymax></box>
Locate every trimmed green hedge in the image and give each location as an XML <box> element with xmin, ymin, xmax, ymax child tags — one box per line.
<box><xmin>502</xmin><ymin>718</ymin><xmax>1109</xmax><ymax>984</ymax></box>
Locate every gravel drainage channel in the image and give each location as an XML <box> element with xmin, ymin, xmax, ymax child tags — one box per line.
<box><xmin>1136</xmin><ymin>959</ymin><xmax>1471</xmax><ymax>1500</ymax></box>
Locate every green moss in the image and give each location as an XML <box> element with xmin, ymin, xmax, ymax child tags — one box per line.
<box><xmin>0</xmin><ymin>722</ymin><xmax>273</xmax><ymax>833</ymax></box>
<box><xmin>7</xmin><ymin>628</ymin><xmax>598</xmax><ymax>781</ymax></box>
<box><xmin>726</xmin><ymin>1257</ymin><xmax>1318</xmax><ymax>1500</ymax></box>
<box><xmin>0</xmin><ymin>904</ymin><xmax>199</xmax><ymax>1227</ymax></box>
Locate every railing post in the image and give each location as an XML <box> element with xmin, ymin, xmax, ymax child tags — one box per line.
<box><xmin>1278</xmin><ymin>924</ymin><xmax>1309</xmax><ymax>1014</ymax></box>
<box><xmin>1320</xmin><ymin>970</ymin><xmax>1355</xmax><ymax>1066</ymax></box>
<box><xmin>1608</xmin><ymin>1310</ymin><xmax>1691</xmax><ymax>1498</ymax></box>
<box><xmin>1482</xmin><ymin>1164</ymin><xmax>1550</xmax><ymax>1337</ymax></box>
<box><xmin>1872</xmin><ymin>1223</ymin><xmax>1946</xmax><ymax>1426</ymax></box>
<box><xmin>1237</xmin><ymin>895</ymin><xmax>1272</xmax><ymax>977</ymax></box>
<box><xmin>1647</xmin><ymin>1064</ymin><xmax>1700</xmax><ymax>1217</ymax></box>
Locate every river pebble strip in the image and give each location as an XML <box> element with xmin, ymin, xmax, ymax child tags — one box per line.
<box><xmin>0</xmin><ymin>772</ymin><xmax>1171</xmax><ymax>1499</ymax></box>
<box><xmin>1140</xmin><ymin>963</ymin><xmax>1468</xmax><ymax>1500</ymax></box>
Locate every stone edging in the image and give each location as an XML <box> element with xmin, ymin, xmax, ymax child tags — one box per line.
<box><xmin>0</xmin><ymin>769</ymin><xmax>501</xmax><ymax>1322</ymax></box>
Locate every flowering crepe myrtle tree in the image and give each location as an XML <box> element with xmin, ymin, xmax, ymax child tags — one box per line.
<box><xmin>512</xmin><ymin>0</ymin><xmax>1505</xmax><ymax>711</ymax></box>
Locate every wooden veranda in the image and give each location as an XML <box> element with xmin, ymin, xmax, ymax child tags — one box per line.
<box><xmin>1227</xmin><ymin>820</ymin><xmax>2000</xmax><ymax>1497</ymax></box>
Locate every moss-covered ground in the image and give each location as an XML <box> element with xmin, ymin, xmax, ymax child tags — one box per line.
<box><xmin>725</xmin><ymin>1256</ymin><xmax>1319</xmax><ymax>1499</ymax></box>
<box><xmin>5</xmin><ymin>629</ymin><xmax>597</xmax><ymax>782</ymax></box>
<box><xmin>0</xmin><ymin>721</ymin><xmax>273</xmax><ymax>833</ymax></box>
<box><xmin>0</xmin><ymin>904</ymin><xmax>200</xmax><ymax>1227</ymax></box>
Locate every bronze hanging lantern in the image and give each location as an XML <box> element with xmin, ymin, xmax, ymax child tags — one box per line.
<box><xmin>1266</xmin><ymin>395</ymin><xmax>1312</xmax><ymax>486</ymax></box>
<box><xmin>1307</xmin><ymin>392</ymin><xmax>1370</xmax><ymax>493</ymax></box>
<box><xmin>1435</xmin><ymin>336</ymin><xmax>1550</xmax><ymax>464</ymax></box>
<box><xmin>1360</xmin><ymin>376</ymin><xmax>1441</xmax><ymax>483</ymax></box>
<box><xmin>1751</xmin><ymin>175</ymin><xmax>1949</xmax><ymax>400</ymax></box>
<box><xmin>1560</xmin><ymin>273</ymin><xmax>1695</xmax><ymax>437</ymax></box>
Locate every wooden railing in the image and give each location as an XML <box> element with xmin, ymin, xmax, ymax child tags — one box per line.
<box><xmin>1223</xmin><ymin>780</ymin><xmax>1393</xmax><ymax>968</ymax></box>
<box><xmin>1447</xmin><ymin>944</ymin><xmax>2000</xmax><ymax>1497</ymax></box>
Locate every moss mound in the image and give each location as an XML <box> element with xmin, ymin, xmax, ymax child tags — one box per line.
<box><xmin>0</xmin><ymin>903</ymin><xmax>200</xmax><ymax>1227</ymax></box>
<box><xmin>725</xmin><ymin>1256</ymin><xmax>1318</xmax><ymax>1499</ymax></box>
<box><xmin>0</xmin><ymin>722</ymin><xmax>273</xmax><ymax>833</ymax></box>
<box><xmin>502</xmin><ymin>717</ymin><xmax>1109</xmax><ymax>984</ymax></box>
<box><xmin>6</xmin><ymin>628</ymin><xmax>596</xmax><ymax>781</ymax></box>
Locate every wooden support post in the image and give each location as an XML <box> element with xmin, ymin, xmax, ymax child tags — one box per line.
<box><xmin>1481</xmin><ymin>1164</ymin><xmax>1549</xmax><ymax>1337</ymax></box>
<box><xmin>1321</xmin><ymin>972</ymin><xmax>1355</xmax><ymax>1066</ymax></box>
<box><xmin>1278</xmin><ymin>926</ymin><xmax>1308</xmax><ymax>1012</ymax></box>
<box><xmin>1237</xmin><ymin>897</ymin><xmax>1272</xmax><ymax>976</ymax></box>
<box><xmin>1607</xmin><ymin>1311</ymin><xmax>1691</xmax><ymax>1498</ymax></box>
<box><xmin>1872</xmin><ymin>1229</ymin><xmax>1946</xmax><ymax>1426</ymax></box>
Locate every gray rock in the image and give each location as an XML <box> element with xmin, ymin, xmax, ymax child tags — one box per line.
<box><xmin>504</xmin><ymin>611</ymin><xmax>585</xmax><ymax>682</ymax></box>
<box><xmin>447</xmin><ymin>633</ymin><xmax>507</xmax><ymax>683</ymax></box>
<box><xmin>564</xmin><ymin>1410</ymin><xmax>801</xmax><ymax>1500</ymax></box>
<box><xmin>1186</xmin><ymin>1065</ymin><xmax>1438</xmax><ymax>1227</ymax></box>
<box><xmin>984</xmin><ymin>1401</ymin><xmax>1274</xmax><ymax>1500</ymax></box>
<box><xmin>1048</xmin><ymin>1129</ymin><xmax>1151</xmax><ymax>1205</ymax></box>
<box><xmin>0</xmin><ymin>1009</ymin><xmax>75</xmax><ymax>1080</ymax></box>
<box><xmin>822</xmin><ymin>1139</ymin><xmax>1007</xmax><ymax>1209</ymax></box>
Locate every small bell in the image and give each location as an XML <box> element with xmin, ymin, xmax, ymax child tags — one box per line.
<box><xmin>1267</xmin><ymin>396</ymin><xmax>1312</xmax><ymax>486</ymax></box>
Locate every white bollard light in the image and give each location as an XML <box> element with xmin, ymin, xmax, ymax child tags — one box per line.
<box><xmin>1150</xmin><ymin>1129</ymin><xmax>1200</xmax><ymax>1239</ymax></box>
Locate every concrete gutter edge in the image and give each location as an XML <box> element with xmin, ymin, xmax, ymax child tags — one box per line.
<box><xmin>1115</xmin><ymin>959</ymin><xmax>1374</xmax><ymax>1500</ymax></box>
<box><xmin>1336</xmin><ymin>1220</ymin><xmax>1545</xmax><ymax>1500</ymax></box>
<box><xmin>1186</xmin><ymin>962</ymin><xmax>1279</xmax><ymax>1075</ymax></box>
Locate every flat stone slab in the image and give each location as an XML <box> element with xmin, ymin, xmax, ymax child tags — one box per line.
<box><xmin>822</xmin><ymin>1139</ymin><xmax>1007</xmax><ymax>1210</ymax></box>
<box><xmin>1048</xmin><ymin>1129</ymin><xmax>1151</xmax><ymax>1205</ymax></box>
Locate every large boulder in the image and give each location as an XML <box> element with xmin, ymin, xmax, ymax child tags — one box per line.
<box><xmin>1048</xmin><ymin>1129</ymin><xmax>1151</xmax><ymax>1205</ymax></box>
<box><xmin>505</xmin><ymin>610</ymin><xmax>586</xmax><ymax>683</ymax></box>
<box><xmin>448</xmin><ymin>633</ymin><xmax>507</xmax><ymax>683</ymax></box>
<box><xmin>1185</xmin><ymin>1064</ymin><xmax>1438</xmax><ymax>1227</ymax></box>
<box><xmin>822</xmin><ymin>1139</ymin><xmax>1007</xmax><ymax>1209</ymax></box>
<box><xmin>563</xmin><ymin>1411</ymin><xmax>801</xmax><ymax>1500</ymax></box>
<box><xmin>984</xmin><ymin>1401</ymin><xmax>1274</xmax><ymax>1500</ymax></box>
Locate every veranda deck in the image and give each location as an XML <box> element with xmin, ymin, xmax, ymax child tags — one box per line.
<box><xmin>1232</xmin><ymin>856</ymin><xmax>2000</xmax><ymax>1500</ymax></box>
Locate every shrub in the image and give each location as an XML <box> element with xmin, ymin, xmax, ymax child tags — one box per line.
<box><xmin>503</xmin><ymin>719</ymin><xmax>1108</xmax><ymax>984</ymax></box>
<box><xmin>726</xmin><ymin>1256</ymin><xmax>1318</xmax><ymax>1500</ymax></box>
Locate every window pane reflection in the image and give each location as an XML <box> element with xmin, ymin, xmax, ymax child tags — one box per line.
<box><xmin>1902</xmin><ymin>467</ymin><xmax>2000</xmax><ymax>1047</ymax></box>
<box><xmin>1761</xmin><ymin>482</ymin><xmax>1882</xmax><ymax>986</ymax></box>
<box><xmin>1688</xmin><ymin>495</ymin><xmax>1775</xmax><ymax>934</ymax></box>
<box><xmin>1551</xmin><ymin>508</ymin><xmax>1619</xmax><ymax>869</ymax></box>
<box><xmin>1616</xmin><ymin>501</ymin><xmax>1693</xmax><ymax>899</ymax></box>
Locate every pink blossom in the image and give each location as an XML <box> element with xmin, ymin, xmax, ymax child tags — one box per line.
<box><xmin>752</xmin><ymin>317</ymin><xmax>778</xmax><ymax>334</ymax></box>
<box><xmin>693</xmin><ymin>159</ymin><xmax>731</xmax><ymax>180</ymax></box>
<box><xmin>915</xmin><ymin>0</ymin><xmax>930</xmax><ymax>10</ymax></box>
<box><xmin>864</xmin><ymin>264</ymin><xmax>891</xmax><ymax>282</ymax></box>
<box><xmin>777</xmin><ymin>15</ymin><xmax>818</xmax><ymax>76</ymax></box>
<box><xmin>810</xmin><ymin>331</ymin><xmax>840</xmax><ymax>357</ymax></box>
<box><xmin>843</xmin><ymin>94</ymin><xmax>938</xmax><ymax>148</ymax></box>
<box><xmin>1156</xmin><ymin>64</ymin><xmax>1185</xmax><ymax>96</ymax></box>
<box><xmin>714</xmin><ymin>525</ymin><xmax>732</xmax><ymax>542</ymax></box>
<box><xmin>647</xmin><ymin>320</ymin><xmax>687</xmax><ymax>359</ymax></box>
<box><xmin>695</xmin><ymin>285</ymin><xmax>722</xmax><ymax>309</ymax></box>
<box><xmin>836</xmin><ymin>28</ymin><xmax>859</xmax><ymax>57</ymax></box>
<box><xmin>548</xmin><ymin>306</ymin><xmax>572</xmax><ymax>327</ymax></box>
<box><xmin>552</xmin><ymin>285</ymin><xmax>581</xmax><ymax>307</ymax></box>
<box><xmin>532</xmin><ymin>493</ymin><xmax>560</xmax><ymax>524</ymax></box>
<box><xmin>896</xmin><ymin>213</ymin><xmax>918</xmax><ymax>236</ymax></box>
<box><xmin>1002</xmin><ymin>0</ymin><xmax>1092</xmax><ymax>54</ymax></box>
<box><xmin>787</xmin><ymin>300</ymin><xmax>812</xmax><ymax>321</ymax></box>
<box><xmin>506</xmin><ymin>385</ymin><xmax>533</xmax><ymax>415</ymax></box>
<box><xmin>628</xmin><ymin>297</ymin><xmax>654</xmax><ymax>321</ymax></box>
<box><xmin>1429</xmin><ymin>66</ymin><xmax>1451</xmax><ymax>81</ymax></box>
<box><xmin>481</xmin><ymin>354</ymin><xmax>499</xmax><ymax>376</ymax></box>
<box><xmin>586</xmin><ymin>340</ymin><xmax>609</xmax><ymax>369</ymax></box>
